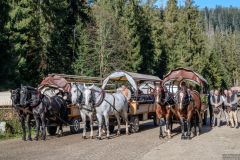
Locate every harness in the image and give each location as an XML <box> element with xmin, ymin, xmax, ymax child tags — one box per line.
<box><xmin>90</xmin><ymin>89</ymin><xmax>106</xmax><ymax>107</ymax></box>
<box><xmin>90</xmin><ymin>89</ymin><xmax>128</xmax><ymax>122</ymax></box>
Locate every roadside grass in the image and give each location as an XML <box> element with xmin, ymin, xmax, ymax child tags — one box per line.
<box><xmin>0</xmin><ymin>111</ymin><xmax>23</xmax><ymax>140</ymax></box>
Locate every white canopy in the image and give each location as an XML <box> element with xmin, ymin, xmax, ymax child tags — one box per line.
<box><xmin>102</xmin><ymin>70</ymin><xmax>161</xmax><ymax>91</ymax></box>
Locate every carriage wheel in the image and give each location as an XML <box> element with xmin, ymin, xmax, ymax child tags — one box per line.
<box><xmin>129</xmin><ymin>116</ymin><xmax>140</xmax><ymax>133</ymax></box>
<box><xmin>47</xmin><ymin>126</ymin><xmax>57</xmax><ymax>136</ymax></box>
<box><xmin>153</xmin><ymin>116</ymin><xmax>160</xmax><ymax>126</ymax></box>
<box><xmin>70</xmin><ymin>118</ymin><xmax>80</xmax><ymax>134</ymax></box>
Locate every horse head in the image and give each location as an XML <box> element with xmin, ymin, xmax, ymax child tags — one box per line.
<box><xmin>71</xmin><ymin>83</ymin><xmax>85</xmax><ymax>105</ymax></box>
<box><xmin>83</xmin><ymin>84</ymin><xmax>95</xmax><ymax>106</ymax></box>
<box><xmin>20</xmin><ymin>86</ymin><xmax>29</xmax><ymax>106</ymax></box>
<box><xmin>11</xmin><ymin>88</ymin><xmax>21</xmax><ymax>106</ymax></box>
<box><xmin>20</xmin><ymin>86</ymin><xmax>40</xmax><ymax>107</ymax></box>
<box><xmin>177</xmin><ymin>89</ymin><xmax>189</xmax><ymax>110</ymax></box>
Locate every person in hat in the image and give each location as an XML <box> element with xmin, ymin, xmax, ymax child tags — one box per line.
<box><xmin>225</xmin><ymin>89</ymin><xmax>238</xmax><ymax>128</ymax></box>
<box><xmin>210</xmin><ymin>89</ymin><xmax>223</xmax><ymax>127</ymax></box>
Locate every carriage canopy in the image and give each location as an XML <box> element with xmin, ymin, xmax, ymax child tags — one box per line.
<box><xmin>163</xmin><ymin>68</ymin><xmax>208</xmax><ymax>86</ymax></box>
<box><xmin>102</xmin><ymin>70</ymin><xmax>161</xmax><ymax>92</ymax></box>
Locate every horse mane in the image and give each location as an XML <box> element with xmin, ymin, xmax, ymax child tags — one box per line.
<box><xmin>91</xmin><ymin>85</ymin><xmax>101</xmax><ymax>92</ymax></box>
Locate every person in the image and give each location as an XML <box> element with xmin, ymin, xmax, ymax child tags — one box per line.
<box><xmin>222</xmin><ymin>89</ymin><xmax>230</xmax><ymax>126</ymax></box>
<box><xmin>225</xmin><ymin>89</ymin><xmax>238</xmax><ymax>128</ymax></box>
<box><xmin>119</xmin><ymin>85</ymin><xmax>131</xmax><ymax>101</ymax></box>
<box><xmin>208</xmin><ymin>90</ymin><xmax>214</xmax><ymax>126</ymax></box>
<box><xmin>210</xmin><ymin>89</ymin><xmax>223</xmax><ymax>127</ymax></box>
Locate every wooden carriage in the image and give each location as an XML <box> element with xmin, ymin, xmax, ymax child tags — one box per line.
<box><xmin>39</xmin><ymin>73</ymin><xmax>103</xmax><ymax>135</ymax></box>
<box><xmin>163</xmin><ymin>68</ymin><xmax>209</xmax><ymax>125</ymax></box>
<box><xmin>101</xmin><ymin>70</ymin><xmax>161</xmax><ymax>133</ymax></box>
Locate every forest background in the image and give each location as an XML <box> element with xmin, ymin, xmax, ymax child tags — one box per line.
<box><xmin>1</xmin><ymin>0</ymin><xmax>240</xmax><ymax>90</ymax></box>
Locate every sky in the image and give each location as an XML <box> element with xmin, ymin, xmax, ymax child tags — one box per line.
<box><xmin>156</xmin><ymin>0</ymin><xmax>240</xmax><ymax>8</ymax></box>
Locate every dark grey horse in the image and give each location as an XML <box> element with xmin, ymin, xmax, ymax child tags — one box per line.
<box><xmin>10</xmin><ymin>88</ymin><xmax>33</xmax><ymax>141</ymax></box>
<box><xmin>20</xmin><ymin>86</ymin><xmax>67</xmax><ymax>140</ymax></box>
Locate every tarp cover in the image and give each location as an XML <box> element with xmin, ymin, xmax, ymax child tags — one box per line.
<box><xmin>102</xmin><ymin>70</ymin><xmax>161</xmax><ymax>91</ymax></box>
<box><xmin>39</xmin><ymin>75</ymin><xmax>71</xmax><ymax>92</ymax></box>
<box><xmin>163</xmin><ymin>68</ymin><xmax>208</xmax><ymax>86</ymax></box>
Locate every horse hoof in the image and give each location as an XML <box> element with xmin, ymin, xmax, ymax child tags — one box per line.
<box><xmin>34</xmin><ymin>137</ymin><xmax>38</xmax><ymax>141</ymax></box>
<box><xmin>82</xmin><ymin>136</ymin><xmax>87</xmax><ymax>139</ymax></box>
<box><xmin>27</xmin><ymin>137</ymin><xmax>32</xmax><ymax>141</ymax></box>
<box><xmin>126</xmin><ymin>132</ymin><xmax>130</xmax><ymax>135</ymax></box>
<box><xmin>97</xmin><ymin>136</ymin><xmax>102</xmax><ymax>140</ymax></box>
<box><xmin>107</xmin><ymin>136</ymin><xmax>110</xmax><ymax>139</ymax></box>
<box><xmin>41</xmin><ymin>137</ymin><xmax>46</xmax><ymax>141</ymax></box>
<box><xmin>90</xmin><ymin>136</ymin><xmax>94</xmax><ymax>139</ymax></box>
<box><xmin>159</xmin><ymin>135</ymin><xmax>164</xmax><ymax>139</ymax></box>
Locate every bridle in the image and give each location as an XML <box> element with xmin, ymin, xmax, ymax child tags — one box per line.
<box><xmin>90</xmin><ymin>88</ymin><xmax>105</xmax><ymax>107</ymax></box>
<box><xmin>74</xmin><ymin>84</ymin><xmax>84</xmax><ymax>105</ymax></box>
<box><xmin>177</xmin><ymin>89</ymin><xmax>190</xmax><ymax>109</ymax></box>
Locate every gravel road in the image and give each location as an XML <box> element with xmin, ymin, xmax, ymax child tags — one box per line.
<box><xmin>0</xmin><ymin>120</ymin><xmax>240</xmax><ymax>160</ymax></box>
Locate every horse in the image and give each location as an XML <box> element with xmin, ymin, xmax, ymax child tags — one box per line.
<box><xmin>71</xmin><ymin>83</ymin><xmax>94</xmax><ymax>139</ymax></box>
<box><xmin>83</xmin><ymin>85</ymin><xmax>129</xmax><ymax>139</ymax></box>
<box><xmin>155</xmin><ymin>86</ymin><xmax>175</xmax><ymax>139</ymax></box>
<box><xmin>19</xmin><ymin>86</ymin><xmax>68</xmax><ymax>140</ymax></box>
<box><xmin>10</xmin><ymin>88</ymin><xmax>33</xmax><ymax>141</ymax></box>
<box><xmin>173</xmin><ymin>88</ymin><xmax>196</xmax><ymax>139</ymax></box>
<box><xmin>189</xmin><ymin>90</ymin><xmax>203</xmax><ymax>136</ymax></box>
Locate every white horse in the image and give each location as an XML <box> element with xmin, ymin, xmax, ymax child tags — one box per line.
<box><xmin>71</xmin><ymin>83</ymin><xmax>94</xmax><ymax>139</ymax></box>
<box><xmin>83</xmin><ymin>85</ymin><xmax>129</xmax><ymax>139</ymax></box>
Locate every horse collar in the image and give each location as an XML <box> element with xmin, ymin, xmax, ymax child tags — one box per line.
<box><xmin>91</xmin><ymin>89</ymin><xmax>105</xmax><ymax>107</ymax></box>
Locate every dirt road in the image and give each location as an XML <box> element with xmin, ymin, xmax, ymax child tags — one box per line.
<box><xmin>0</xmin><ymin>121</ymin><xmax>240</xmax><ymax>160</ymax></box>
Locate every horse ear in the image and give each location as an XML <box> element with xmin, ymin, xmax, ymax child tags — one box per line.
<box><xmin>89</xmin><ymin>84</ymin><xmax>94</xmax><ymax>89</ymax></box>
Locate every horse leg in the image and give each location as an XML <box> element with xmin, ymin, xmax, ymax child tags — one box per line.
<box><xmin>58</xmin><ymin>123</ymin><xmax>63</xmax><ymax>137</ymax></box>
<box><xmin>180</xmin><ymin>117</ymin><xmax>185</xmax><ymax>139</ymax></box>
<box><xmin>122</xmin><ymin>110</ymin><xmax>129</xmax><ymax>135</ymax></box>
<box><xmin>196</xmin><ymin>110</ymin><xmax>201</xmax><ymax>136</ymax></box>
<box><xmin>34</xmin><ymin>115</ymin><xmax>40</xmax><ymax>141</ymax></box>
<box><xmin>104</xmin><ymin>112</ymin><xmax>110</xmax><ymax>139</ymax></box>
<box><xmin>159</xmin><ymin>117</ymin><xmax>164</xmax><ymax>139</ymax></box>
<box><xmin>187</xmin><ymin>109</ymin><xmax>193</xmax><ymax>139</ymax></box>
<box><xmin>20</xmin><ymin>115</ymin><xmax>26</xmax><ymax>141</ymax></box>
<box><xmin>166</xmin><ymin>108</ymin><xmax>172</xmax><ymax>139</ymax></box>
<box><xmin>96</xmin><ymin>113</ymin><xmax>102</xmax><ymax>140</ymax></box>
<box><xmin>40</xmin><ymin>113</ymin><xmax>46</xmax><ymax>140</ymax></box>
<box><xmin>115</xmin><ymin>113</ymin><xmax>121</xmax><ymax>136</ymax></box>
<box><xmin>177</xmin><ymin>111</ymin><xmax>185</xmax><ymax>139</ymax></box>
<box><xmin>26</xmin><ymin>114</ymin><xmax>32</xmax><ymax>141</ymax></box>
<box><xmin>81</xmin><ymin>111</ymin><xmax>87</xmax><ymax>139</ymax></box>
<box><xmin>89</xmin><ymin>113</ymin><xmax>94</xmax><ymax>139</ymax></box>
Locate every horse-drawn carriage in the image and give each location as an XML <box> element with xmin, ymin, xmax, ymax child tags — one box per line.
<box><xmin>160</xmin><ymin>68</ymin><xmax>208</xmax><ymax>139</ymax></box>
<box><xmin>38</xmin><ymin>73</ymin><xmax>102</xmax><ymax>135</ymax></box>
<box><xmin>101</xmin><ymin>70</ymin><xmax>161</xmax><ymax>133</ymax></box>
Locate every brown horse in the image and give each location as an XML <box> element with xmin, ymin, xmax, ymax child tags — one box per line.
<box><xmin>173</xmin><ymin>88</ymin><xmax>194</xmax><ymax>139</ymax></box>
<box><xmin>155</xmin><ymin>86</ymin><xmax>175</xmax><ymax>139</ymax></box>
<box><xmin>173</xmin><ymin>88</ymin><xmax>203</xmax><ymax>139</ymax></box>
<box><xmin>190</xmin><ymin>90</ymin><xmax>203</xmax><ymax>136</ymax></box>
